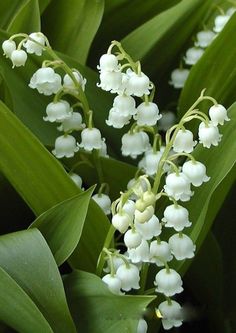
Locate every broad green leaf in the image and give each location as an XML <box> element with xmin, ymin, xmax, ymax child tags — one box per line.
<box><xmin>30</xmin><ymin>187</ymin><xmax>94</xmax><ymax>266</ymax></box>
<box><xmin>121</xmin><ymin>0</ymin><xmax>211</xmax><ymax>78</ymax></box>
<box><xmin>42</xmin><ymin>0</ymin><xmax>104</xmax><ymax>64</ymax></box>
<box><xmin>178</xmin><ymin>13</ymin><xmax>236</xmax><ymax>120</ymax></box>
<box><xmin>64</xmin><ymin>270</ymin><xmax>155</xmax><ymax>333</ymax></box>
<box><xmin>0</xmin><ymin>229</ymin><xmax>76</xmax><ymax>333</ymax></box>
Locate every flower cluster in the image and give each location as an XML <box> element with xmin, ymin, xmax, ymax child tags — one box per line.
<box><xmin>169</xmin><ymin>5</ymin><xmax>235</xmax><ymax>89</ymax></box>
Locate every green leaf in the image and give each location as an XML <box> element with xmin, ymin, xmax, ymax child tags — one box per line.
<box><xmin>30</xmin><ymin>187</ymin><xmax>94</xmax><ymax>266</ymax></box>
<box><xmin>38</xmin><ymin>0</ymin><xmax>51</xmax><ymax>13</ymax></box>
<box><xmin>0</xmin><ymin>229</ymin><xmax>76</xmax><ymax>333</ymax></box>
<box><xmin>178</xmin><ymin>13</ymin><xmax>236</xmax><ymax>120</ymax></box>
<box><xmin>42</xmin><ymin>0</ymin><xmax>104</xmax><ymax>64</ymax></box>
<box><xmin>64</xmin><ymin>270</ymin><xmax>155</xmax><ymax>333</ymax></box>
<box><xmin>121</xmin><ymin>0</ymin><xmax>211</xmax><ymax>78</ymax></box>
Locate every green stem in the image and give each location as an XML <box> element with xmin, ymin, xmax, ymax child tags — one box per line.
<box><xmin>96</xmin><ymin>225</ymin><xmax>116</xmax><ymax>276</ymax></box>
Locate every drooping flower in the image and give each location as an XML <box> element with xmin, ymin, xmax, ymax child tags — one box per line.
<box><xmin>169</xmin><ymin>68</ymin><xmax>189</xmax><ymax>88</ymax></box>
<box><xmin>29</xmin><ymin>67</ymin><xmax>62</xmax><ymax>95</ymax></box>
<box><xmin>209</xmin><ymin>104</ymin><xmax>229</xmax><ymax>126</ymax></box>
<box><xmin>121</xmin><ymin>131</ymin><xmax>150</xmax><ymax>158</ymax></box>
<box><xmin>134</xmin><ymin>102</ymin><xmax>161</xmax><ymax>126</ymax></box>
<box><xmin>213</xmin><ymin>15</ymin><xmax>230</xmax><ymax>33</ymax></box>
<box><xmin>162</xmin><ymin>204</ymin><xmax>191</xmax><ymax>231</ymax></box>
<box><xmin>194</xmin><ymin>30</ymin><xmax>216</xmax><ymax>48</ymax></box>
<box><xmin>125</xmin><ymin>69</ymin><xmax>152</xmax><ymax>97</ymax></box>
<box><xmin>173</xmin><ymin>129</ymin><xmax>197</xmax><ymax>153</ymax></box>
<box><xmin>23</xmin><ymin>32</ymin><xmax>46</xmax><ymax>56</ymax></box>
<box><xmin>10</xmin><ymin>49</ymin><xmax>27</xmax><ymax>68</ymax></box>
<box><xmin>43</xmin><ymin>100</ymin><xmax>72</xmax><ymax>123</ymax></box>
<box><xmin>154</xmin><ymin>268</ymin><xmax>183</xmax><ymax>296</ymax></box>
<box><xmin>182</xmin><ymin>160</ymin><xmax>210</xmax><ymax>187</ymax></box>
<box><xmin>198</xmin><ymin>121</ymin><xmax>222</xmax><ymax>148</ymax></box>
<box><xmin>102</xmin><ymin>274</ymin><xmax>122</xmax><ymax>295</ymax></box>
<box><xmin>184</xmin><ymin>47</ymin><xmax>204</xmax><ymax>65</ymax></box>
<box><xmin>2</xmin><ymin>39</ymin><xmax>16</xmax><ymax>58</ymax></box>
<box><xmin>98</xmin><ymin>54</ymin><xmax>119</xmax><ymax>72</ymax></box>
<box><xmin>116</xmin><ymin>263</ymin><xmax>140</xmax><ymax>291</ymax></box>
<box><xmin>92</xmin><ymin>194</ymin><xmax>111</xmax><ymax>215</ymax></box>
<box><xmin>158</xmin><ymin>300</ymin><xmax>183</xmax><ymax>330</ymax></box>
<box><xmin>63</xmin><ymin>71</ymin><xmax>87</xmax><ymax>91</ymax></box>
<box><xmin>164</xmin><ymin>172</ymin><xmax>193</xmax><ymax>202</ymax></box>
<box><xmin>149</xmin><ymin>241</ymin><xmax>173</xmax><ymax>267</ymax></box>
<box><xmin>69</xmin><ymin>172</ymin><xmax>83</xmax><ymax>188</ymax></box>
<box><xmin>80</xmin><ymin>127</ymin><xmax>103</xmax><ymax>151</ymax></box>
<box><xmin>168</xmin><ymin>233</ymin><xmax>196</xmax><ymax>260</ymax></box>
<box><xmin>52</xmin><ymin>135</ymin><xmax>79</xmax><ymax>158</ymax></box>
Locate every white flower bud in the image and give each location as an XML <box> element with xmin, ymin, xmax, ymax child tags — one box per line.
<box><xmin>23</xmin><ymin>32</ymin><xmax>46</xmax><ymax>56</ymax></box>
<box><xmin>209</xmin><ymin>104</ymin><xmax>229</xmax><ymax>126</ymax></box>
<box><xmin>112</xmin><ymin>211</ymin><xmax>131</xmax><ymax>233</ymax></box>
<box><xmin>162</xmin><ymin>204</ymin><xmax>191</xmax><ymax>231</ymax></box>
<box><xmin>164</xmin><ymin>172</ymin><xmax>193</xmax><ymax>202</ymax></box>
<box><xmin>150</xmin><ymin>241</ymin><xmax>173</xmax><ymax>266</ymax></box>
<box><xmin>2</xmin><ymin>39</ymin><xmax>16</xmax><ymax>58</ymax></box>
<box><xmin>173</xmin><ymin>129</ymin><xmax>197</xmax><ymax>153</ymax></box>
<box><xmin>69</xmin><ymin>172</ymin><xmax>83</xmax><ymax>188</ymax></box>
<box><xmin>158</xmin><ymin>300</ymin><xmax>183</xmax><ymax>330</ymax></box>
<box><xmin>125</xmin><ymin>69</ymin><xmax>152</xmax><ymax>97</ymax></box>
<box><xmin>137</xmin><ymin>319</ymin><xmax>148</xmax><ymax>333</ymax></box>
<box><xmin>184</xmin><ymin>47</ymin><xmax>204</xmax><ymax>65</ymax></box>
<box><xmin>92</xmin><ymin>194</ymin><xmax>111</xmax><ymax>215</ymax></box>
<box><xmin>113</xmin><ymin>94</ymin><xmax>136</xmax><ymax>116</ymax></box>
<box><xmin>63</xmin><ymin>71</ymin><xmax>86</xmax><ymax>91</ymax></box>
<box><xmin>98</xmin><ymin>70</ymin><xmax>122</xmax><ymax>93</ymax></box>
<box><xmin>134</xmin><ymin>205</ymin><xmax>154</xmax><ymax>224</ymax></box>
<box><xmin>43</xmin><ymin>100</ymin><xmax>72</xmax><ymax>122</ymax></box>
<box><xmin>57</xmin><ymin>112</ymin><xmax>85</xmax><ymax>132</ymax></box>
<box><xmin>116</xmin><ymin>263</ymin><xmax>140</xmax><ymax>291</ymax></box>
<box><xmin>213</xmin><ymin>15</ymin><xmax>230</xmax><ymax>33</ymax></box>
<box><xmin>169</xmin><ymin>68</ymin><xmax>189</xmax><ymax>88</ymax></box>
<box><xmin>135</xmin><ymin>215</ymin><xmax>162</xmax><ymax>240</ymax></box>
<box><xmin>198</xmin><ymin>121</ymin><xmax>222</xmax><ymax>148</ymax></box>
<box><xmin>124</xmin><ymin>229</ymin><xmax>142</xmax><ymax>249</ymax></box>
<box><xmin>121</xmin><ymin>131</ymin><xmax>150</xmax><ymax>158</ymax></box>
<box><xmin>195</xmin><ymin>30</ymin><xmax>216</xmax><ymax>48</ymax></box>
<box><xmin>106</xmin><ymin>107</ymin><xmax>131</xmax><ymax>128</ymax></box>
<box><xmin>154</xmin><ymin>268</ymin><xmax>183</xmax><ymax>296</ymax></box>
<box><xmin>98</xmin><ymin>54</ymin><xmax>119</xmax><ymax>71</ymax></box>
<box><xmin>29</xmin><ymin>67</ymin><xmax>62</xmax><ymax>95</ymax></box>
<box><xmin>182</xmin><ymin>160</ymin><xmax>210</xmax><ymax>187</ymax></box>
<box><xmin>102</xmin><ymin>274</ymin><xmax>122</xmax><ymax>295</ymax></box>
<box><xmin>80</xmin><ymin>127</ymin><xmax>103</xmax><ymax>151</ymax></box>
<box><xmin>169</xmin><ymin>233</ymin><xmax>196</xmax><ymax>260</ymax></box>
<box><xmin>158</xmin><ymin>111</ymin><xmax>176</xmax><ymax>131</ymax></box>
<box><xmin>52</xmin><ymin>135</ymin><xmax>79</xmax><ymax>159</ymax></box>
<box><xmin>10</xmin><ymin>49</ymin><xmax>27</xmax><ymax>68</ymax></box>
<box><xmin>134</xmin><ymin>102</ymin><xmax>161</xmax><ymax>126</ymax></box>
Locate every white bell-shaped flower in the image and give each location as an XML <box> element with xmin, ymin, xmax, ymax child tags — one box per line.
<box><xmin>29</xmin><ymin>67</ymin><xmax>62</xmax><ymax>95</ymax></box>
<box><xmin>154</xmin><ymin>268</ymin><xmax>183</xmax><ymax>296</ymax></box>
<box><xmin>57</xmin><ymin>112</ymin><xmax>85</xmax><ymax>132</ymax></box>
<box><xmin>112</xmin><ymin>211</ymin><xmax>131</xmax><ymax>233</ymax></box>
<box><xmin>162</xmin><ymin>204</ymin><xmax>191</xmax><ymax>231</ymax></box>
<box><xmin>125</xmin><ymin>69</ymin><xmax>152</xmax><ymax>97</ymax></box>
<box><xmin>134</xmin><ymin>205</ymin><xmax>154</xmax><ymax>224</ymax></box>
<box><xmin>135</xmin><ymin>215</ymin><xmax>162</xmax><ymax>240</ymax></box>
<box><xmin>63</xmin><ymin>71</ymin><xmax>86</xmax><ymax>91</ymax></box>
<box><xmin>164</xmin><ymin>172</ymin><xmax>193</xmax><ymax>202</ymax></box>
<box><xmin>184</xmin><ymin>47</ymin><xmax>204</xmax><ymax>65</ymax></box>
<box><xmin>116</xmin><ymin>263</ymin><xmax>140</xmax><ymax>291</ymax></box>
<box><xmin>102</xmin><ymin>274</ymin><xmax>122</xmax><ymax>295</ymax></box>
<box><xmin>10</xmin><ymin>49</ymin><xmax>27</xmax><ymax>68</ymax></box>
<box><xmin>195</xmin><ymin>30</ymin><xmax>216</xmax><ymax>48</ymax></box>
<box><xmin>134</xmin><ymin>102</ymin><xmax>161</xmax><ymax>126</ymax></box>
<box><xmin>69</xmin><ymin>172</ymin><xmax>83</xmax><ymax>188</ymax></box>
<box><xmin>169</xmin><ymin>233</ymin><xmax>196</xmax><ymax>260</ymax></box>
<box><xmin>182</xmin><ymin>160</ymin><xmax>210</xmax><ymax>187</ymax></box>
<box><xmin>226</xmin><ymin>7</ymin><xmax>236</xmax><ymax>16</ymax></box>
<box><xmin>209</xmin><ymin>104</ymin><xmax>229</xmax><ymax>125</ymax></box>
<box><xmin>121</xmin><ymin>131</ymin><xmax>150</xmax><ymax>158</ymax></box>
<box><xmin>139</xmin><ymin>149</ymin><xmax>163</xmax><ymax>176</ymax></box>
<box><xmin>2</xmin><ymin>39</ymin><xmax>16</xmax><ymax>58</ymax></box>
<box><xmin>213</xmin><ymin>15</ymin><xmax>230</xmax><ymax>33</ymax></box>
<box><xmin>173</xmin><ymin>129</ymin><xmax>197</xmax><ymax>153</ymax></box>
<box><xmin>92</xmin><ymin>194</ymin><xmax>111</xmax><ymax>215</ymax></box>
<box><xmin>149</xmin><ymin>241</ymin><xmax>173</xmax><ymax>266</ymax></box>
<box><xmin>158</xmin><ymin>300</ymin><xmax>183</xmax><ymax>330</ymax></box>
<box><xmin>128</xmin><ymin>239</ymin><xmax>150</xmax><ymax>263</ymax></box>
<box><xmin>118</xmin><ymin>200</ymin><xmax>136</xmax><ymax>219</ymax></box>
<box><xmin>158</xmin><ymin>111</ymin><xmax>176</xmax><ymax>131</ymax></box>
<box><xmin>23</xmin><ymin>32</ymin><xmax>46</xmax><ymax>56</ymax></box>
<box><xmin>198</xmin><ymin>121</ymin><xmax>222</xmax><ymax>148</ymax></box>
<box><xmin>113</xmin><ymin>94</ymin><xmax>136</xmax><ymax>116</ymax></box>
<box><xmin>99</xmin><ymin>138</ymin><xmax>109</xmax><ymax>158</ymax></box>
<box><xmin>124</xmin><ymin>229</ymin><xmax>142</xmax><ymax>249</ymax></box>
<box><xmin>52</xmin><ymin>135</ymin><xmax>79</xmax><ymax>159</ymax></box>
<box><xmin>104</xmin><ymin>256</ymin><xmax>124</xmax><ymax>274</ymax></box>
<box><xmin>44</xmin><ymin>100</ymin><xmax>72</xmax><ymax>123</ymax></box>
<box><xmin>106</xmin><ymin>107</ymin><xmax>131</xmax><ymax>128</ymax></box>
<box><xmin>98</xmin><ymin>54</ymin><xmax>119</xmax><ymax>72</ymax></box>
<box><xmin>80</xmin><ymin>127</ymin><xmax>103</xmax><ymax>151</ymax></box>
<box><xmin>169</xmin><ymin>68</ymin><xmax>189</xmax><ymax>88</ymax></box>
<box><xmin>98</xmin><ymin>70</ymin><xmax>122</xmax><ymax>93</ymax></box>
<box><xmin>137</xmin><ymin>319</ymin><xmax>148</xmax><ymax>333</ymax></box>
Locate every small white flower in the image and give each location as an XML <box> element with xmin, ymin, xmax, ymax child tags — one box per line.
<box><xmin>149</xmin><ymin>241</ymin><xmax>173</xmax><ymax>266</ymax></box>
<box><xmin>57</xmin><ymin>112</ymin><xmax>85</xmax><ymax>132</ymax></box>
<box><xmin>169</xmin><ymin>233</ymin><xmax>196</xmax><ymax>260</ymax></box>
<box><xmin>118</xmin><ymin>199</ymin><xmax>136</xmax><ymax>219</ymax></box>
<box><xmin>23</xmin><ymin>32</ymin><xmax>46</xmax><ymax>56</ymax></box>
<box><xmin>125</xmin><ymin>69</ymin><xmax>152</xmax><ymax>97</ymax></box>
<box><xmin>164</xmin><ymin>172</ymin><xmax>193</xmax><ymax>202</ymax></box>
<box><xmin>80</xmin><ymin>127</ymin><xmax>103</xmax><ymax>151</ymax></box>
<box><xmin>116</xmin><ymin>263</ymin><xmax>140</xmax><ymax>291</ymax></box>
<box><xmin>102</xmin><ymin>274</ymin><xmax>122</xmax><ymax>295</ymax></box>
<box><xmin>121</xmin><ymin>131</ymin><xmax>150</xmax><ymax>158</ymax></box>
<box><xmin>184</xmin><ymin>47</ymin><xmax>204</xmax><ymax>65</ymax></box>
<box><xmin>182</xmin><ymin>160</ymin><xmax>210</xmax><ymax>187</ymax></box>
<box><xmin>139</xmin><ymin>149</ymin><xmax>163</xmax><ymax>176</ymax></box>
<box><xmin>198</xmin><ymin>121</ymin><xmax>222</xmax><ymax>148</ymax></box>
<box><xmin>137</xmin><ymin>319</ymin><xmax>148</xmax><ymax>333</ymax></box>
<box><xmin>158</xmin><ymin>111</ymin><xmax>176</xmax><ymax>131</ymax></box>
<box><xmin>162</xmin><ymin>204</ymin><xmax>191</xmax><ymax>231</ymax></box>
<box><xmin>124</xmin><ymin>229</ymin><xmax>142</xmax><ymax>249</ymax></box>
<box><xmin>226</xmin><ymin>7</ymin><xmax>236</xmax><ymax>16</ymax></box>
<box><xmin>63</xmin><ymin>71</ymin><xmax>86</xmax><ymax>91</ymax></box>
<box><xmin>52</xmin><ymin>135</ymin><xmax>79</xmax><ymax>159</ymax></box>
<box><xmin>128</xmin><ymin>239</ymin><xmax>150</xmax><ymax>263</ymax></box>
<box><xmin>106</xmin><ymin>107</ymin><xmax>131</xmax><ymax>128</ymax></box>
<box><xmin>173</xmin><ymin>129</ymin><xmax>197</xmax><ymax>153</ymax></box>
<box><xmin>112</xmin><ymin>211</ymin><xmax>131</xmax><ymax>233</ymax></box>
<box><xmin>169</xmin><ymin>68</ymin><xmax>189</xmax><ymax>88</ymax></box>
<box><xmin>209</xmin><ymin>104</ymin><xmax>229</xmax><ymax>125</ymax></box>
<box><xmin>195</xmin><ymin>30</ymin><xmax>216</xmax><ymax>48</ymax></box>
<box><xmin>104</xmin><ymin>256</ymin><xmax>124</xmax><ymax>273</ymax></box>
<box><xmin>154</xmin><ymin>268</ymin><xmax>183</xmax><ymax>296</ymax></box>
<box><xmin>99</xmin><ymin>138</ymin><xmax>109</xmax><ymax>158</ymax></box>
<box><xmin>98</xmin><ymin>54</ymin><xmax>119</xmax><ymax>72</ymax></box>
<box><xmin>98</xmin><ymin>70</ymin><xmax>122</xmax><ymax>93</ymax></box>
<box><xmin>92</xmin><ymin>194</ymin><xmax>111</xmax><ymax>215</ymax></box>
<box><xmin>127</xmin><ymin>178</ymin><xmax>148</xmax><ymax>198</ymax></box>
<box><xmin>43</xmin><ymin>100</ymin><xmax>72</xmax><ymax>123</ymax></box>
<box><xmin>10</xmin><ymin>49</ymin><xmax>27</xmax><ymax>68</ymax></box>
<box><xmin>158</xmin><ymin>300</ymin><xmax>183</xmax><ymax>330</ymax></box>
<box><xmin>135</xmin><ymin>215</ymin><xmax>162</xmax><ymax>240</ymax></box>
<box><xmin>134</xmin><ymin>205</ymin><xmax>154</xmax><ymax>224</ymax></box>
<box><xmin>113</xmin><ymin>94</ymin><xmax>136</xmax><ymax>116</ymax></box>
<box><xmin>134</xmin><ymin>102</ymin><xmax>161</xmax><ymax>126</ymax></box>
<box><xmin>69</xmin><ymin>172</ymin><xmax>83</xmax><ymax>188</ymax></box>
<box><xmin>213</xmin><ymin>15</ymin><xmax>230</xmax><ymax>33</ymax></box>
<box><xmin>2</xmin><ymin>39</ymin><xmax>16</xmax><ymax>58</ymax></box>
<box><xmin>29</xmin><ymin>67</ymin><xmax>62</xmax><ymax>95</ymax></box>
